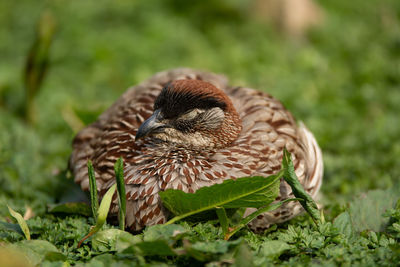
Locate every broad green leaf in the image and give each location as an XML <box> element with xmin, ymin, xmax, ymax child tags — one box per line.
<box><xmin>183</xmin><ymin>246</ymin><xmax>209</xmax><ymax>262</ymax></box>
<box><xmin>84</xmin><ymin>254</ymin><xmax>133</xmax><ymax>267</ymax></box>
<box><xmin>333</xmin><ymin>211</ymin><xmax>354</xmax><ymax>239</ymax></box>
<box><xmin>135</xmin><ymin>240</ymin><xmax>176</xmax><ymax>256</ymax></box>
<box><xmin>9</xmin><ymin>240</ymin><xmax>66</xmax><ymax>266</ymax></box>
<box><xmin>42</xmin><ymin>251</ymin><xmax>68</xmax><ymax>262</ymax></box>
<box><xmin>115</xmin><ymin>232</ymin><xmax>143</xmax><ymax>252</ymax></box>
<box><xmin>0</xmin><ymin>246</ymin><xmax>33</xmax><ymax>267</ymax></box>
<box><xmin>259</xmin><ymin>240</ymin><xmax>291</xmax><ymax>258</ymax></box>
<box><xmin>0</xmin><ymin>221</ymin><xmax>24</xmax><ymax>236</ymax></box>
<box><xmin>282</xmin><ymin>148</ymin><xmax>321</xmax><ymax>224</ymax></box>
<box><xmin>87</xmin><ymin>160</ymin><xmax>99</xmax><ymax>221</ymax></box>
<box><xmin>8</xmin><ymin>206</ymin><xmax>30</xmax><ymax>240</ymax></box>
<box><xmin>92</xmin><ymin>229</ymin><xmax>140</xmax><ymax>252</ymax></box>
<box><xmin>191</xmin><ymin>239</ymin><xmax>242</xmax><ymax>254</ymax></box>
<box><xmin>349</xmin><ymin>189</ymin><xmax>398</xmax><ymax>232</ymax></box>
<box><xmin>233</xmin><ymin>242</ymin><xmax>254</xmax><ymax>267</ymax></box>
<box><xmin>47</xmin><ymin>202</ymin><xmax>92</xmax><ymax>217</ymax></box>
<box><xmin>160</xmin><ymin>172</ymin><xmax>282</xmax><ymax>224</ymax></box>
<box><xmin>78</xmin><ymin>184</ymin><xmax>116</xmax><ymax>248</ymax></box>
<box><xmin>114</xmin><ymin>157</ymin><xmax>126</xmax><ymax>230</ymax></box>
<box><xmin>183</xmin><ymin>239</ymin><xmax>240</xmax><ymax>262</ymax></box>
<box><xmin>223</xmin><ymin>174</ymin><xmax>281</xmax><ymax>208</ymax></box>
<box><xmin>143</xmin><ymin>224</ymin><xmax>188</xmax><ymax>243</ymax></box>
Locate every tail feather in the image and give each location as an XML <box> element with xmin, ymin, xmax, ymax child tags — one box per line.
<box><xmin>298</xmin><ymin>122</ymin><xmax>323</xmax><ymax>199</ymax></box>
<box><xmin>248</xmin><ymin>122</ymin><xmax>323</xmax><ymax>231</ymax></box>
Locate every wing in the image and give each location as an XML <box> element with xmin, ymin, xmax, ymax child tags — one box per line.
<box><xmin>223</xmin><ymin>86</ymin><xmax>323</xmax><ymax>230</ymax></box>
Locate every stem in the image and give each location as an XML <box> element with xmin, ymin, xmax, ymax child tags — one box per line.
<box><xmin>87</xmin><ymin>161</ymin><xmax>98</xmax><ymax>221</ymax></box>
<box><xmin>77</xmin><ymin>228</ymin><xmax>95</xmax><ymax>248</ymax></box>
<box><xmin>115</xmin><ymin>157</ymin><xmax>126</xmax><ymax>230</ymax></box>
<box><xmin>216</xmin><ymin>207</ymin><xmax>229</xmax><ymax>235</ymax></box>
<box><xmin>224</xmin><ymin>198</ymin><xmax>300</xmax><ymax>240</ymax></box>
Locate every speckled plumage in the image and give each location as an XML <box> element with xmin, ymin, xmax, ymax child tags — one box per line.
<box><xmin>70</xmin><ymin>68</ymin><xmax>323</xmax><ymax>231</ymax></box>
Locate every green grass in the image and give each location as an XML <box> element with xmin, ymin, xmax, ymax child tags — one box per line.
<box><xmin>1</xmin><ymin>0</ymin><xmax>399</xmax><ymax>266</ymax></box>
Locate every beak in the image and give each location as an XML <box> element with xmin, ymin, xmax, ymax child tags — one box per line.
<box><xmin>135</xmin><ymin>109</ymin><xmax>166</xmax><ymax>140</ymax></box>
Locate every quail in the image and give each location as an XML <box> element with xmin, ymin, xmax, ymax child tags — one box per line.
<box><xmin>70</xmin><ymin>68</ymin><xmax>323</xmax><ymax>231</ymax></box>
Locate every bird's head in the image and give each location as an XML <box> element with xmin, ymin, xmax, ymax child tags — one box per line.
<box><xmin>135</xmin><ymin>79</ymin><xmax>242</xmax><ymax>149</ymax></box>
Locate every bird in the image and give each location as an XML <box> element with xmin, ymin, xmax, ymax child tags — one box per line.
<box><xmin>70</xmin><ymin>68</ymin><xmax>323</xmax><ymax>232</ymax></box>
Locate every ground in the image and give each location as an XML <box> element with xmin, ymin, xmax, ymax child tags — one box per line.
<box><xmin>0</xmin><ymin>0</ymin><xmax>399</xmax><ymax>266</ymax></box>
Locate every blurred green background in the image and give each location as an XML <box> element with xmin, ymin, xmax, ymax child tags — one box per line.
<box><xmin>0</xmin><ymin>0</ymin><xmax>399</xmax><ymax>217</ymax></box>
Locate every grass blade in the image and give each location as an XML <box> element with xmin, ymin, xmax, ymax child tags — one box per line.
<box><xmin>114</xmin><ymin>157</ymin><xmax>126</xmax><ymax>230</ymax></box>
<box><xmin>8</xmin><ymin>206</ymin><xmax>31</xmax><ymax>240</ymax></box>
<box><xmin>96</xmin><ymin>184</ymin><xmax>117</xmax><ymax>228</ymax></box>
<box><xmin>224</xmin><ymin>198</ymin><xmax>300</xmax><ymax>240</ymax></box>
<box><xmin>216</xmin><ymin>207</ymin><xmax>229</xmax><ymax>236</ymax></box>
<box><xmin>282</xmin><ymin>148</ymin><xmax>322</xmax><ymax>224</ymax></box>
<box><xmin>78</xmin><ymin>184</ymin><xmax>116</xmax><ymax>248</ymax></box>
<box><xmin>87</xmin><ymin>160</ymin><xmax>98</xmax><ymax>221</ymax></box>
<box><xmin>23</xmin><ymin>11</ymin><xmax>56</xmax><ymax>123</ymax></box>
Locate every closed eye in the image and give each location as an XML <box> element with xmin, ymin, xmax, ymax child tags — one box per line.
<box><xmin>178</xmin><ymin>108</ymin><xmax>204</xmax><ymax>121</ymax></box>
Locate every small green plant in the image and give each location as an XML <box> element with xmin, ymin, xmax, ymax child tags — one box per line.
<box><xmin>78</xmin><ymin>158</ymin><xmax>127</xmax><ymax>247</ymax></box>
<box><xmin>77</xmin><ymin>183</ymin><xmax>116</xmax><ymax>248</ymax></box>
<box><xmin>7</xmin><ymin>206</ymin><xmax>31</xmax><ymax>240</ymax></box>
<box><xmin>281</xmin><ymin>148</ymin><xmax>323</xmax><ymax>224</ymax></box>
